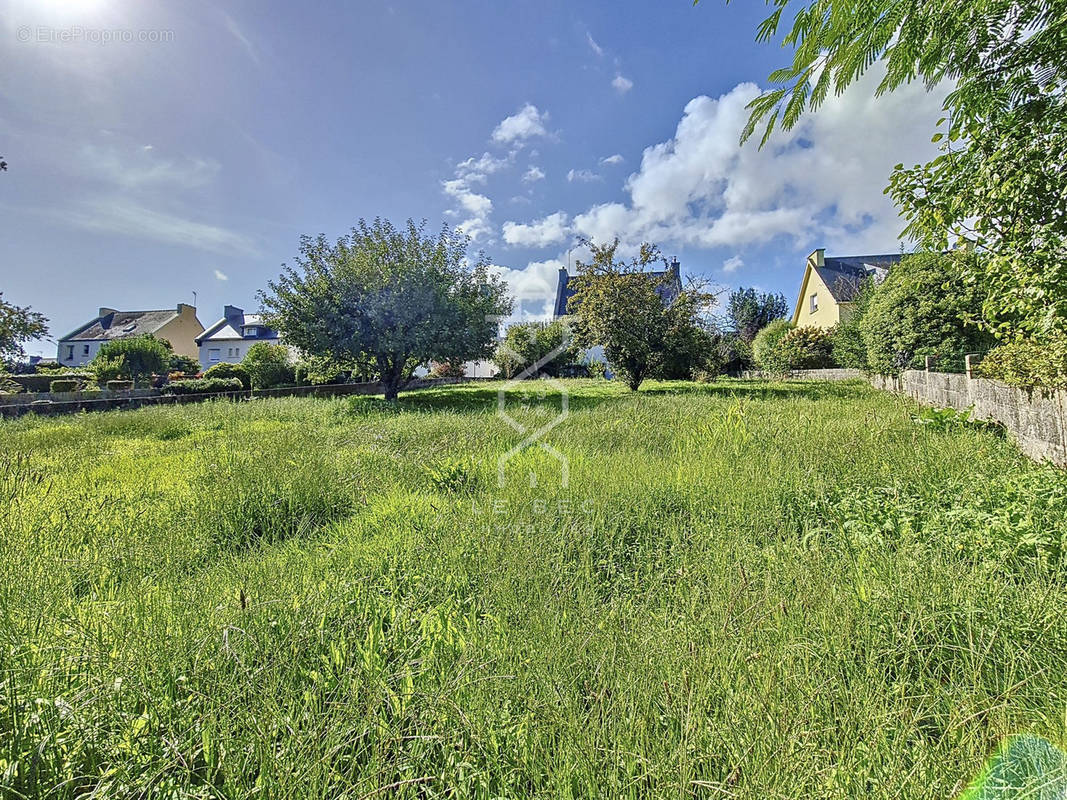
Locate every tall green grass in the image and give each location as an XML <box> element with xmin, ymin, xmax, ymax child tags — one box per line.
<box><xmin>1</xmin><ymin>379</ymin><xmax>1065</xmax><ymax>798</ymax></box>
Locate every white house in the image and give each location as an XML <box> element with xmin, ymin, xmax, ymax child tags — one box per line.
<box><xmin>57</xmin><ymin>303</ymin><xmax>203</xmax><ymax>368</ymax></box>
<box><xmin>195</xmin><ymin>305</ymin><xmax>286</xmax><ymax>370</ymax></box>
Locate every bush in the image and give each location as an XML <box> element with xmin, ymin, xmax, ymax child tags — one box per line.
<box><xmin>49</xmin><ymin>379</ymin><xmax>82</xmax><ymax>393</ymax></box>
<box><xmin>204</xmin><ymin>362</ymin><xmax>252</xmax><ymax>390</ymax></box>
<box><xmin>91</xmin><ymin>355</ymin><xmax>126</xmax><ymax>385</ymax></box>
<box><xmin>242</xmin><ymin>343</ymin><xmax>294</xmax><ymax>389</ymax></box>
<box><xmin>160</xmin><ymin>378</ymin><xmax>244</xmax><ymax>396</ymax></box>
<box><xmin>429</xmin><ymin>360</ymin><xmax>468</xmax><ymax>379</ymax></box>
<box><xmin>752</xmin><ymin>320</ymin><xmax>793</xmax><ymax>374</ymax></box>
<box><xmin>831</xmin><ymin>280</ymin><xmax>875</xmax><ymax>370</ymax></box>
<box><xmin>106</xmin><ymin>380</ymin><xmax>134</xmax><ymax>391</ymax></box>
<box><xmin>7</xmin><ymin>373</ymin><xmax>91</xmax><ymax>393</ymax></box>
<box><xmin>978</xmin><ymin>338</ymin><xmax>1067</xmax><ymax>390</ymax></box>
<box><xmin>0</xmin><ymin>376</ymin><xmax>24</xmax><ymax>394</ymax></box>
<box><xmin>861</xmin><ymin>251</ymin><xmax>993</xmax><ymax>375</ymax></box>
<box><xmin>781</xmin><ymin>326</ymin><xmax>835</xmax><ymax>369</ymax></box>
<box><xmin>494</xmin><ymin>320</ymin><xmax>581</xmax><ymax>379</ymax></box>
<box><xmin>168</xmin><ymin>354</ymin><xmax>201</xmax><ymax>374</ymax></box>
<box><xmin>94</xmin><ymin>335</ymin><xmax>171</xmax><ymax>386</ymax></box>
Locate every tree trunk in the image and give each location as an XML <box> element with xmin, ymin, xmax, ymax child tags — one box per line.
<box><xmin>382</xmin><ymin>379</ymin><xmax>400</xmax><ymax>402</ymax></box>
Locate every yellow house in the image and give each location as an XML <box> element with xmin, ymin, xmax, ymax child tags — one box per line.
<box><xmin>57</xmin><ymin>303</ymin><xmax>204</xmax><ymax>367</ymax></box>
<box><xmin>792</xmin><ymin>249</ymin><xmax>902</xmax><ymax>329</ymax></box>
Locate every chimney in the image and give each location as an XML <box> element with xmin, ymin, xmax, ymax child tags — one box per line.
<box><xmin>176</xmin><ymin>302</ymin><xmax>195</xmax><ymax>315</ymax></box>
<box><xmin>668</xmin><ymin>256</ymin><xmax>681</xmax><ymax>276</ymax></box>
<box><xmin>224</xmin><ymin>305</ymin><xmax>243</xmax><ymax>319</ymax></box>
<box><xmin>98</xmin><ymin>307</ymin><xmax>117</xmax><ymax>318</ymax></box>
<box><xmin>809</xmin><ymin>248</ymin><xmax>826</xmax><ymax>267</ymax></box>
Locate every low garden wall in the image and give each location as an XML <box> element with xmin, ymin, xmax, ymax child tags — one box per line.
<box><xmin>0</xmin><ymin>377</ymin><xmax>475</xmax><ymax>418</ymax></box>
<box><xmin>871</xmin><ymin>370</ymin><xmax>1067</xmax><ymax>468</ymax></box>
<box><xmin>740</xmin><ymin>368</ymin><xmax>864</xmax><ymax>381</ymax></box>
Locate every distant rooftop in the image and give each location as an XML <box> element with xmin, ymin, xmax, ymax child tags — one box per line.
<box><xmin>60</xmin><ymin>307</ymin><xmax>182</xmax><ymax>342</ymax></box>
<box><xmin>553</xmin><ymin>257</ymin><xmax>683</xmax><ymax>318</ymax></box>
<box><xmin>816</xmin><ymin>253</ymin><xmax>903</xmax><ymax>303</ymax></box>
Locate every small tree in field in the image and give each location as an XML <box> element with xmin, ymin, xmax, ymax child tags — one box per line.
<box><xmin>0</xmin><ymin>292</ymin><xmax>48</xmax><ymax>363</ymax></box>
<box><xmin>494</xmin><ymin>319</ymin><xmax>581</xmax><ymax>379</ymax></box>
<box><xmin>726</xmin><ymin>287</ymin><xmax>787</xmax><ymax>343</ymax></box>
<box><xmin>242</xmin><ymin>342</ymin><xmax>294</xmax><ymax>389</ymax></box>
<box><xmin>568</xmin><ymin>239</ymin><xmax>714</xmax><ymax>391</ymax></box>
<box><xmin>93</xmin><ymin>335</ymin><xmax>170</xmax><ymax>386</ymax></box>
<box><xmin>260</xmin><ymin>219</ymin><xmax>512</xmax><ymax>401</ymax></box>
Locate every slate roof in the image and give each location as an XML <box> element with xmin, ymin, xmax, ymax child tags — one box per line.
<box><xmin>197</xmin><ymin>311</ymin><xmax>279</xmax><ymax>344</ymax></box>
<box><xmin>553</xmin><ymin>259</ymin><xmax>683</xmax><ymax>318</ymax></box>
<box><xmin>816</xmin><ymin>254</ymin><xmax>903</xmax><ymax>303</ymax></box>
<box><xmin>60</xmin><ymin>309</ymin><xmax>179</xmax><ymax>342</ymax></box>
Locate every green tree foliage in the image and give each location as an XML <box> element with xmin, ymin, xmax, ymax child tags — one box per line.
<box><xmin>861</xmin><ymin>252</ymin><xmax>993</xmax><ymax>375</ymax></box>
<box><xmin>0</xmin><ymin>292</ymin><xmax>48</xmax><ymax>362</ymax></box>
<box><xmin>91</xmin><ymin>356</ymin><xmax>126</xmax><ymax>385</ymax></box>
<box><xmin>494</xmin><ymin>320</ymin><xmax>581</xmax><ymax>379</ymax></box>
<box><xmin>830</xmin><ymin>280</ymin><xmax>876</xmax><ymax>370</ymax></box>
<box><xmin>726</xmin><ymin>287</ymin><xmax>788</xmax><ymax>343</ymax></box>
<box><xmin>781</xmin><ymin>326</ymin><xmax>835</xmax><ymax>369</ymax></box>
<box><xmin>752</xmin><ymin>319</ymin><xmax>793</xmax><ymax>374</ymax></box>
<box><xmin>93</xmin><ymin>335</ymin><xmax>170</xmax><ymax>387</ymax></box>
<box><xmin>727</xmin><ymin>0</ymin><xmax>1066</xmax><ymax>147</ymax></box>
<box><xmin>260</xmin><ymin>219</ymin><xmax>511</xmax><ymax>401</ymax></box>
<box><xmin>889</xmin><ymin>103</ymin><xmax>1067</xmax><ymax>347</ymax></box>
<box><xmin>294</xmin><ymin>354</ymin><xmax>375</xmax><ymax>386</ymax></box>
<box><xmin>204</xmin><ymin>362</ymin><xmax>252</xmax><ymax>390</ymax></box>
<box><xmin>978</xmin><ymin>338</ymin><xmax>1067</xmax><ymax>390</ymax></box>
<box><xmin>731</xmin><ymin>0</ymin><xmax>1067</xmax><ymax>383</ymax></box>
<box><xmin>241</xmin><ymin>343</ymin><xmax>294</xmax><ymax>390</ymax></box>
<box><xmin>168</xmin><ymin>353</ymin><xmax>201</xmax><ymax>375</ymax></box>
<box><xmin>568</xmin><ymin>239</ymin><xmax>715</xmax><ymax>391</ymax></box>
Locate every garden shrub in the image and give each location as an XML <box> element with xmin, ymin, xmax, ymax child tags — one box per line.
<box><xmin>861</xmin><ymin>251</ymin><xmax>993</xmax><ymax>375</ymax></box>
<box><xmin>106</xmin><ymin>380</ymin><xmax>134</xmax><ymax>391</ymax></box>
<box><xmin>752</xmin><ymin>320</ymin><xmax>793</xmax><ymax>374</ymax></box>
<box><xmin>168</xmin><ymin>353</ymin><xmax>201</xmax><ymax>374</ymax></box>
<box><xmin>49</xmin><ymin>379</ymin><xmax>82</xmax><ymax>393</ymax></box>
<box><xmin>160</xmin><ymin>377</ymin><xmax>244</xmax><ymax>396</ymax></box>
<box><xmin>92</xmin><ymin>355</ymin><xmax>126</xmax><ymax>385</ymax></box>
<box><xmin>10</xmin><ymin>373</ymin><xmax>91</xmax><ymax>393</ymax></box>
<box><xmin>204</xmin><ymin>362</ymin><xmax>252</xmax><ymax>390</ymax></box>
<box><xmin>977</xmin><ymin>337</ymin><xmax>1067</xmax><ymax>390</ymax></box>
<box><xmin>93</xmin><ymin>335</ymin><xmax>171</xmax><ymax>385</ymax></box>
<box><xmin>494</xmin><ymin>320</ymin><xmax>581</xmax><ymax>379</ymax></box>
<box><xmin>781</xmin><ymin>326</ymin><xmax>835</xmax><ymax>369</ymax></box>
<box><xmin>0</xmin><ymin>376</ymin><xmax>24</xmax><ymax>394</ymax></box>
<box><xmin>241</xmin><ymin>343</ymin><xmax>294</xmax><ymax>389</ymax></box>
<box><xmin>429</xmin><ymin>360</ymin><xmax>468</xmax><ymax>379</ymax></box>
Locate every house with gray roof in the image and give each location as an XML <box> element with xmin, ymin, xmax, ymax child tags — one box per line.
<box><xmin>553</xmin><ymin>257</ymin><xmax>684</xmax><ymax>318</ymax></box>
<box><xmin>57</xmin><ymin>303</ymin><xmax>203</xmax><ymax>367</ymax></box>
<box><xmin>792</xmin><ymin>248</ymin><xmax>903</xmax><ymax>328</ymax></box>
<box><xmin>195</xmin><ymin>305</ymin><xmax>286</xmax><ymax>370</ymax></box>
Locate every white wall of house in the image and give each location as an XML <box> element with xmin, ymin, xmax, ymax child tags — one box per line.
<box><xmin>197</xmin><ymin>336</ymin><xmax>284</xmax><ymax>370</ymax></box>
<box><xmin>58</xmin><ymin>340</ymin><xmax>106</xmax><ymax>368</ymax></box>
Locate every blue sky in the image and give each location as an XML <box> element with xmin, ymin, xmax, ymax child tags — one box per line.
<box><xmin>0</xmin><ymin>0</ymin><xmax>948</xmax><ymax>356</ymax></box>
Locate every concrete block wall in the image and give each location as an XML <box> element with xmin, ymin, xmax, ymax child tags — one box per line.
<box><xmin>871</xmin><ymin>370</ymin><xmax>1067</xmax><ymax>468</ymax></box>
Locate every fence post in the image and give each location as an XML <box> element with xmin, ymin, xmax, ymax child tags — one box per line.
<box><xmin>965</xmin><ymin>353</ymin><xmax>979</xmax><ymax>379</ymax></box>
<box><xmin>925</xmin><ymin>355</ymin><xmax>935</xmax><ymax>372</ymax></box>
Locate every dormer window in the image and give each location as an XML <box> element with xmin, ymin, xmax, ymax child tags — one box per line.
<box><xmin>243</xmin><ymin>326</ymin><xmax>258</xmax><ymax>338</ymax></box>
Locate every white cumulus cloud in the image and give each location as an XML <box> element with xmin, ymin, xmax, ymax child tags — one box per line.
<box><xmin>567</xmin><ymin>168</ymin><xmax>600</xmax><ymax>183</ymax></box>
<box><xmin>214</xmin><ymin>269</ymin><xmax>229</xmax><ymax>281</ymax></box>
<box><xmin>612</xmin><ymin>75</ymin><xmax>634</xmax><ymax>94</ymax></box>
<box><xmin>569</xmin><ymin>68</ymin><xmax>946</xmax><ymax>254</ymax></box>
<box><xmin>502</xmin><ymin>211</ymin><xmax>572</xmax><ymax>248</ymax></box>
<box><xmin>722</xmin><ymin>256</ymin><xmax>743</xmax><ymax>274</ymax></box>
<box><xmin>491</xmin><ymin>103</ymin><xmax>549</xmax><ymax>146</ymax></box>
<box><xmin>522</xmin><ymin>165</ymin><xmax>546</xmax><ymax>183</ymax></box>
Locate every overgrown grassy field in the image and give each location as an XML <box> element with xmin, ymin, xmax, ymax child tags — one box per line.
<box><xmin>2</xmin><ymin>379</ymin><xmax>1066</xmax><ymax>798</ymax></box>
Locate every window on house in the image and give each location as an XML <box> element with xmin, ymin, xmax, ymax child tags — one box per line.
<box><xmin>82</xmin><ymin>344</ymin><xmax>90</xmax><ymax>356</ymax></box>
<box><xmin>209</xmin><ymin>349</ymin><xmax>221</xmax><ymax>362</ymax></box>
<box><xmin>66</xmin><ymin>345</ymin><xmax>74</xmax><ymax>360</ymax></box>
<box><xmin>810</xmin><ymin>294</ymin><xmax>819</xmax><ymax>313</ymax></box>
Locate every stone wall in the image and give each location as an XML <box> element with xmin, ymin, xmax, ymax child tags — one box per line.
<box><xmin>740</xmin><ymin>368</ymin><xmax>865</xmax><ymax>381</ymax></box>
<box><xmin>871</xmin><ymin>370</ymin><xmax>1067</xmax><ymax>468</ymax></box>
<box><xmin>0</xmin><ymin>377</ymin><xmax>478</xmax><ymax>418</ymax></box>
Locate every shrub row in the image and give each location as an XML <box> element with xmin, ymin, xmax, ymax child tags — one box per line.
<box><xmin>160</xmin><ymin>378</ymin><xmax>245</xmax><ymax>396</ymax></box>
